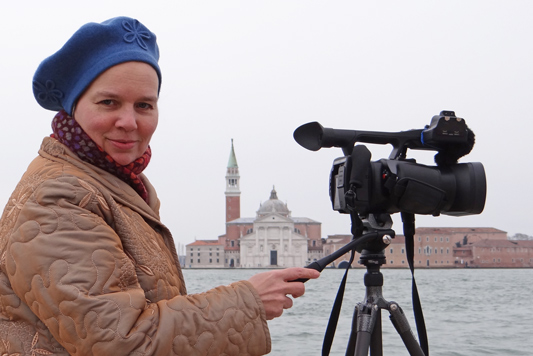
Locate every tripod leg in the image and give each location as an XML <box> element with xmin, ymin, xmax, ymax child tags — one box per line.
<box><xmin>369</xmin><ymin>309</ymin><xmax>383</xmax><ymax>356</ymax></box>
<box><xmin>345</xmin><ymin>306</ymin><xmax>358</xmax><ymax>355</ymax></box>
<box><xmin>388</xmin><ymin>302</ymin><xmax>426</xmax><ymax>356</ymax></box>
<box><xmin>348</xmin><ymin>304</ymin><xmax>379</xmax><ymax>356</ymax></box>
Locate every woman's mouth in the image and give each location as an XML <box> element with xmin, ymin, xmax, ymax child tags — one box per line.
<box><xmin>109</xmin><ymin>139</ymin><xmax>137</xmax><ymax>150</ymax></box>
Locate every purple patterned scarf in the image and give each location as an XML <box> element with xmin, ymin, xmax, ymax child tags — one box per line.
<box><xmin>51</xmin><ymin>110</ymin><xmax>151</xmax><ymax>202</ymax></box>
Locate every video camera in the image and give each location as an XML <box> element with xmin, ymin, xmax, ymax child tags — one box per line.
<box><xmin>293</xmin><ymin>111</ymin><xmax>486</xmax><ymax>217</ymax></box>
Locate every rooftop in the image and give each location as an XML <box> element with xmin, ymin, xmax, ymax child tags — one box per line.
<box><xmin>415</xmin><ymin>227</ymin><xmax>507</xmax><ymax>234</ymax></box>
<box><xmin>186</xmin><ymin>240</ymin><xmax>223</xmax><ymax>246</ymax></box>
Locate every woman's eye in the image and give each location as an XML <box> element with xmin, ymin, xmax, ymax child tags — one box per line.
<box><xmin>99</xmin><ymin>99</ymin><xmax>114</xmax><ymax>106</ymax></box>
<box><xmin>137</xmin><ymin>102</ymin><xmax>153</xmax><ymax>110</ymax></box>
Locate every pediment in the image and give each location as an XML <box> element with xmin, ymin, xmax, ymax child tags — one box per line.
<box><xmin>254</xmin><ymin>213</ymin><xmax>293</xmax><ymax>224</ymax></box>
<box><xmin>240</xmin><ymin>230</ymin><xmax>309</xmax><ymax>243</ymax></box>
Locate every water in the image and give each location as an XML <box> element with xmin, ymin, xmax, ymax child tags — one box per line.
<box><xmin>182</xmin><ymin>268</ymin><xmax>533</xmax><ymax>356</ymax></box>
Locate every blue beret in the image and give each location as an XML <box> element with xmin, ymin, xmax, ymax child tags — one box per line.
<box><xmin>33</xmin><ymin>16</ymin><xmax>161</xmax><ymax>115</ymax></box>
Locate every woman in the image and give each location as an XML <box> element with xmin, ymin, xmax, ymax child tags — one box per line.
<box><xmin>0</xmin><ymin>17</ymin><xmax>319</xmax><ymax>355</ymax></box>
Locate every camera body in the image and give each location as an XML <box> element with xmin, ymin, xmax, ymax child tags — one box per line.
<box><xmin>294</xmin><ymin>111</ymin><xmax>486</xmax><ymax>218</ymax></box>
<box><xmin>330</xmin><ymin>156</ymin><xmax>486</xmax><ymax>216</ymax></box>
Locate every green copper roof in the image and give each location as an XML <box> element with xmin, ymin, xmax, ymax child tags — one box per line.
<box><xmin>227</xmin><ymin>139</ymin><xmax>238</xmax><ymax>168</ymax></box>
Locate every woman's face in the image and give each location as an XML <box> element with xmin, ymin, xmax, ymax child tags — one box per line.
<box><xmin>74</xmin><ymin>61</ymin><xmax>159</xmax><ymax>166</ymax></box>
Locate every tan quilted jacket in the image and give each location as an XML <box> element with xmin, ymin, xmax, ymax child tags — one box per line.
<box><xmin>0</xmin><ymin>137</ymin><xmax>271</xmax><ymax>356</ymax></box>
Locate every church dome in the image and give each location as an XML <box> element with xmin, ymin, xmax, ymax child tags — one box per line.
<box><xmin>257</xmin><ymin>187</ymin><xmax>290</xmax><ymax>217</ymax></box>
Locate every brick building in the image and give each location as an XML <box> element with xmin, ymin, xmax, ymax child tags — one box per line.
<box><xmin>455</xmin><ymin>239</ymin><xmax>533</xmax><ymax>268</ymax></box>
<box><xmin>322</xmin><ymin>227</ymin><xmax>533</xmax><ymax>268</ymax></box>
<box><xmin>186</xmin><ymin>239</ymin><xmax>225</xmax><ymax>268</ymax></box>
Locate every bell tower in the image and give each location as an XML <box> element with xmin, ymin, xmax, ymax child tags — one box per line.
<box><xmin>225</xmin><ymin>139</ymin><xmax>240</xmax><ymax>222</ymax></box>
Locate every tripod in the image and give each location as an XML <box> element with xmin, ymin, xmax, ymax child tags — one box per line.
<box><xmin>345</xmin><ymin>246</ymin><xmax>425</xmax><ymax>356</ymax></box>
<box><xmin>295</xmin><ymin>213</ymin><xmax>428</xmax><ymax>356</ymax></box>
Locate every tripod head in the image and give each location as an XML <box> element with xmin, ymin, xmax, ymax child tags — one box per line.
<box><xmin>290</xmin><ymin>213</ymin><xmax>395</xmax><ymax>283</ymax></box>
<box><xmin>351</xmin><ymin>213</ymin><xmax>393</xmax><ymax>288</ymax></box>
<box><xmin>353</xmin><ymin>213</ymin><xmax>393</xmax><ymax>252</ymax></box>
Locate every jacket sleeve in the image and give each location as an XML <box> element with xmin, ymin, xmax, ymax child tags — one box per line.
<box><xmin>5</xmin><ymin>176</ymin><xmax>271</xmax><ymax>356</ymax></box>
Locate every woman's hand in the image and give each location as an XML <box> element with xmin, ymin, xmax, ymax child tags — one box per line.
<box><xmin>247</xmin><ymin>268</ymin><xmax>320</xmax><ymax>320</ymax></box>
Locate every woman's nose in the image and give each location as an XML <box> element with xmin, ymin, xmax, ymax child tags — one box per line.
<box><xmin>115</xmin><ymin>107</ymin><xmax>138</xmax><ymax>131</ymax></box>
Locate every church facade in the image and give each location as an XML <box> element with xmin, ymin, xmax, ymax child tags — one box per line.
<box><xmin>235</xmin><ymin>188</ymin><xmax>320</xmax><ymax>268</ymax></box>
<box><xmin>186</xmin><ymin>140</ymin><xmax>323</xmax><ymax>268</ymax></box>
<box><xmin>223</xmin><ymin>140</ymin><xmax>323</xmax><ymax>268</ymax></box>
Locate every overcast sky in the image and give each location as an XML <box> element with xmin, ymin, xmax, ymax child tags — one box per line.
<box><xmin>2</xmin><ymin>1</ymin><xmax>532</xmax><ymax>250</ymax></box>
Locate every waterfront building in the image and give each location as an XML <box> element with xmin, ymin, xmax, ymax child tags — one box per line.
<box><xmin>323</xmin><ymin>234</ymin><xmax>353</xmax><ymax>267</ymax></box>
<box><xmin>324</xmin><ymin>227</ymin><xmax>533</xmax><ymax>268</ymax></box>
<box><xmin>454</xmin><ymin>239</ymin><xmax>533</xmax><ymax>268</ymax></box>
<box><xmin>394</xmin><ymin>227</ymin><xmax>507</xmax><ymax>268</ymax></box>
<box><xmin>186</xmin><ymin>239</ymin><xmax>225</xmax><ymax>268</ymax></box>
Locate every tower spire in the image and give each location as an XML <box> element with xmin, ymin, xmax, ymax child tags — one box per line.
<box><xmin>227</xmin><ymin>138</ymin><xmax>238</xmax><ymax>168</ymax></box>
<box><xmin>225</xmin><ymin>139</ymin><xmax>241</xmax><ymax>222</ymax></box>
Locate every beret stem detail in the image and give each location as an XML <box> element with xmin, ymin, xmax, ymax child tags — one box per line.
<box><xmin>33</xmin><ymin>80</ymin><xmax>64</xmax><ymax>108</ymax></box>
